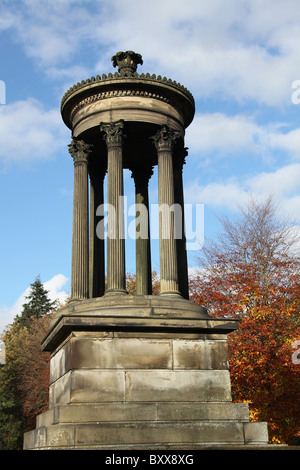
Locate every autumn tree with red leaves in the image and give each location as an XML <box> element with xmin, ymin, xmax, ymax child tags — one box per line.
<box><xmin>190</xmin><ymin>196</ymin><xmax>300</xmax><ymax>444</ymax></box>
<box><xmin>0</xmin><ymin>277</ymin><xmax>56</xmax><ymax>449</ymax></box>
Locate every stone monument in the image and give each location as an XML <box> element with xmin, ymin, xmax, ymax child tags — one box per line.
<box><xmin>24</xmin><ymin>51</ymin><xmax>269</xmax><ymax>449</ymax></box>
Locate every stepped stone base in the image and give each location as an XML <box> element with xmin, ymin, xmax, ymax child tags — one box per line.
<box><xmin>24</xmin><ymin>403</ymin><xmax>268</xmax><ymax>449</ymax></box>
<box><xmin>23</xmin><ymin>296</ymin><xmax>269</xmax><ymax>450</ymax></box>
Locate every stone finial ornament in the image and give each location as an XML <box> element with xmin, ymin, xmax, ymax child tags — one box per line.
<box><xmin>111</xmin><ymin>50</ymin><xmax>143</xmax><ymax>76</ymax></box>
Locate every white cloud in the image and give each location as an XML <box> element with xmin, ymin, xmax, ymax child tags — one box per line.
<box><xmin>184</xmin><ymin>179</ymin><xmax>248</xmax><ymax>209</ymax></box>
<box><xmin>184</xmin><ymin>163</ymin><xmax>300</xmax><ymax>222</ymax></box>
<box><xmin>186</xmin><ymin>113</ymin><xmax>260</xmax><ymax>155</ymax></box>
<box><xmin>248</xmin><ymin>163</ymin><xmax>300</xmax><ymax>198</ymax></box>
<box><xmin>268</xmin><ymin>127</ymin><xmax>300</xmax><ymax>159</ymax></box>
<box><xmin>186</xmin><ymin>112</ymin><xmax>300</xmax><ymax>160</ymax></box>
<box><xmin>43</xmin><ymin>274</ymin><xmax>70</xmax><ymax>305</ymax></box>
<box><xmin>0</xmin><ymin>274</ymin><xmax>69</xmax><ymax>334</ymax></box>
<box><xmin>0</xmin><ymin>99</ymin><xmax>69</xmax><ymax>167</ymax></box>
<box><xmin>2</xmin><ymin>0</ymin><xmax>300</xmax><ymax>106</ymax></box>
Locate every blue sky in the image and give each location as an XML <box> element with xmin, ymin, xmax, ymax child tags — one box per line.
<box><xmin>1</xmin><ymin>0</ymin><xmax>300</xmax><ymax>333</ymax></box>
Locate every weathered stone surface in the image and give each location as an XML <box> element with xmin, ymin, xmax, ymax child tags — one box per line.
<box><xmin>49</xmin><ymin>371</ymin><xmax>71</xmax><ymax>408</ymax></box>
<box><xmin>27</xmin><ymin>314</ymin><xmax>270</xmax><ymax>450</ymax></box>
<box><xmin>71</xmin><ymin>337</ymin><xmax>173</xmax><ymax>370</ymax></box>
<box><xmin>173</xmin><ymin>339</ymin><xmax>229</xmax><ymax>370</ymax></box>
<box><xmin>74</xmin><ymin>421</ymin><xmax>246</xmax><ymax>447</ymax></box>
<box><xmin>37</xmin><ymin>401</ymin><xmax>250</xmax><ymax>427</ymax></box>
<box><xmin>156</xmin><ymin>402</ymin><xmax>250</xmax><ymax>422</ymax></box>
<box><xmin>42</xmin><ymin>298</ymin><xmax>238</xmax><ymax>353</ymax></box>
<box><xmin>46</xmin><ymin>424</ymin><xmax>75</xmax><ymax>448</ymax></box>
<box><xmin>50</xmin><ymin>369</ymin><xmax>231</xmax><ymax>406</ymax></box>
<box><xmin>51</xmin><ymin>335</ymin><xmax>231</xmax><ymax>379</ymax></box>
<box><xmin>125</xmin><ymin>370</ymin><xmax>232</xmax><ymax>402</ymax></box>
<box><xmin>71</xmin><ymin>370</ymin><xmax>125</xmax><ymax>403</ymax></box>
<box><xmin>26</xmin><ymin>419</ymin><xmax>268</xmax><ymax>449</ymax></box>
<box><xmin>37</xmin><ymin>403</ymin><xmax>157</xmax><ymax>426</ymax></box>
<box><xmin>244</xmin><ymin>422</ymin><xmax>269</xmax><ymax>445</ymax></box>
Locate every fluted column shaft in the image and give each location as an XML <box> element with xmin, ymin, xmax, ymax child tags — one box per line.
<box><xmin>174</xmin><ymin>147</ymin><xmax>189</xmax><ymax>299</ymax></box>
<box><xmin>89</xmin><ymin>165</ymin><xmax>106</xmax><ymax>298</ymax></box>
<box><xmin>100</xmin><ymin>120</ymin><xmax>126</xmax><ymax>294</ymax></box>
<box><xmin>131</xmin><ymin>166</ymin><xmax>153</xmax><ymax>296</ymax></box>
<box><xmin>152</xmin><ymin>125</ymin><xmax>181</xmax><ymax>296</ymax></box>
<box><xmin>68</xmin><ymin>138</ymin><xmax>92</xmax><ymax>300</ymax></box>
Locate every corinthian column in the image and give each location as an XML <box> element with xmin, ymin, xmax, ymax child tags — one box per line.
<box><xmin>100</xmin><ymin>120</ymin><xmax>127</xmax><ymax>295</ymax></box>
<box><xmin>174</xmin><ymin>146</ymin><xmax>189</xmax><ymax>299</ymax></box>
<box><xmin>89</xmin><ymin>159</ymin><xmax>106</xmax><ymax>298</ymax></box>
<box><xmin>68</xmin><ymin>137</ymin><xmax>92</xmax><ymax>300</ymax></box>
<box><xmin>131</xmin><ymin>165</ymin><xmax>153</xmax><ymax>296</ymax></box>
<box><xmin>151</xmin><ymin>125</ymin><xmax>181</xmax><ymax>296</ymax></box>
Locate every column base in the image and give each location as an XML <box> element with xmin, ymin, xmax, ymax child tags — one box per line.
<box><xmin>104</xmin><ymin>289</ymin><xmax>128</xmax><ymax>296</ymax></box>
<box><xmin>159</xmin><ymin>290</ymin><xmax>182</xmax><ymax>298</ymax></box>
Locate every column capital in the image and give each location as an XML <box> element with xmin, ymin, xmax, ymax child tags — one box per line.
<box><xmin>131</xmin><ymin>165</ymin><xmax>154</xmax><ymax>186</ymax></box>
<box><xmin>151</xmin><ymin>125</ymin><xmax>180</xmax><ymax>152</ymax></box>
<box><xmin>100</xmin><ymin>120</ymin><xmax>125</xmax><ymax>149</ymax></box>
<box><xmin>68</xmin><ymin>137</ymin><xmax>92</xmax><ymax>165</ymax></box>
<box><xmin>88</xmin><ymin>160</ymin><xmax>107</xmax><ymax>184</ymax></box>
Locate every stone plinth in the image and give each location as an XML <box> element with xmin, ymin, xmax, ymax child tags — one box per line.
<box><xmin>23</xmin><ymin>297</ymin><xmax>268</xmax><ymax>449</ymax></box>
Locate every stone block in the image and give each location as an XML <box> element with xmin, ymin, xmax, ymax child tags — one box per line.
<box><xmin>156</xmin><ymin>402</ymin><xmax>250</xmax><ymax>422</ymax></box>
<box><xmin>173</xmin><ymin>340</ymin><xmax>207</xmax><ymax>369</ymax></box>
<box><xmin>172</xmin><ymin>339</ymin><xmax>228</xmax><ymax>370</ymax></box>
<box><xmin>207</xmin><ymin>340</ymin><xmax>229</xmax><ymax>369</ymax></box>
<box><xmin>50</xmin><ymin>339</ymin><xmax>72</xmax><ymax>384</ymax></box>
<box><xmin>49</xmin><ymin>371</ymin><xmax>72</xmax><ymax>407</ymax></box>
<box><xmin>71</xmin><ymin>337</ymin><xmax>173</xmax><ymax>370</ymax></box>
<box><xmin>244</xmin><ymin>422</ymin><xmax>269</xmax><ymax>445</ymax></box>
<box><xmin>75</xmin><ymin>421</ymin><xmax>245</xmax><ymax>447</ymax></box>
<box><xmin>23</xmin><ymin>429</ymin><xmax>35</xmax><ymax>450</ymax></box>
<box><xmin>46</xmin><ymin>424</ymin><xmax>75</xmax><ymax>448</ymax></box>
<box><xmin>71</xmin><ymin>370</ymin><xmax>125</xmax><ymax>403</ymax></box>
<box><xmin>125</xmin><ymin>370</ymin><xmax>232</xmax><ymax>402</ymax></box>
<box><xmin>34</xmin><ymin>427</ymin><xmax>47</xmax><ymax>449</ymax></box>
<box><xmin>47</xmin><ymin>403</ymin><xmax>158</xmax><ymax>424</ymax></box>
<box><xmin>50</xmin><ymin>369</ymin><xmax>125</xmax><ymax>406</ymax></box>
<box><xmin>36</xmin><ymin>408</ymin><xmax>55</xmax><ymax>428</ymax></box>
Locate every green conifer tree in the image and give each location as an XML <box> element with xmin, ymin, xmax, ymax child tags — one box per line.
<box><xmin>16</xmin><ymin>276</ymin><xmax>56</xmax><ymax>328</ymax></box>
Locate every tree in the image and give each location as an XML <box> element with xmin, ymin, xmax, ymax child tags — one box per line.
<box><xmin>7</xmin><ymin>316</ymin><xmax>53</xmax><ymax>430</ymax></box>
<box><xmin>0</xmin><ymin>276</ymin><xmax>57</xmax><ymax>449</ymax></box>
<box><xmin>189</xmin><ymin>196</ymin><xmax>300</xmax><ymax>444</ymax></box>
<box><xmin>126</xmin><ymin>271</ymin><xmax>160</xmax><ymax>295</ymax></box>
<box><xmin>0</xmin><ymin>351</ymin><xmax>24</xmax><ymax>450</ymax></box>
<box><xmin>16</xmin><ymin>276</ymin><xmax>56</xmax><ymax>328</ymax></box>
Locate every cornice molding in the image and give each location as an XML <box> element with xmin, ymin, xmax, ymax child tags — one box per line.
<box><xmin>61</xmin><ymin>72</ymin><xmax>194</xmax><ymax>110</ymax></box>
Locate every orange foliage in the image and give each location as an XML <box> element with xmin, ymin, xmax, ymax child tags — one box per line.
<box><xmin>189</xmin><ymin>250</ymin><xmax>300</xmax><ymax>444</ymax></box>
<box><xmin>189</xmin><ymin>197</ymin><xmax>300</xmax><ymax>443</ymax></box>
<box><xmin>126</xmin><ymin>271</ymin><xmax>160</xmax><ymax>295</ymax></box>
<box><xmin>2</xmin><ymin>314</ymin><xmax>53</xmax><ymax>431</ymax></box>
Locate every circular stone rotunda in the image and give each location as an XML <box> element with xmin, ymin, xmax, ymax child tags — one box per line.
<box><xmin>24</xmin><ymin>51</ymin><xmax>269</xmax><ymax>449</ymax></box>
